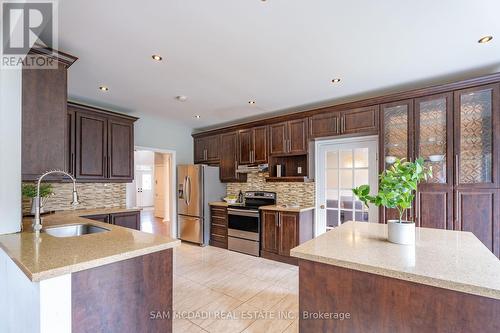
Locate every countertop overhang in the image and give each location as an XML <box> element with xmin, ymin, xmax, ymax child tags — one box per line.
<box><xmin>291</xmin><ymin>221</ymin><xmax>500</xmax><ymax>300</ymax></box>
<box><xmin>0</xmin><ymin>208</ymin><xmax>180</xmax><ymax>282</ymax></box>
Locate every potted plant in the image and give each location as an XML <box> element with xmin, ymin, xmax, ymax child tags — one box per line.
<box><xmin>22</xmin><ymin>183</ymin><xmax>53</xmax><ymax>215</ymax></box>
<box><xmin>352</xmin><ymin>158</ymin><xmax>431</xmax><ymax>245</ymax></box>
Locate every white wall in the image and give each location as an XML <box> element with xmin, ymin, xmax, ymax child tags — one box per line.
<box><xmin>133</xmin><ymin>113</ymin><xmax>193</xmax><ymax>165</ymax></box>
<box><xmin>0</xmin><ymin>68</ymin><xmax>22</xmax><ymax>235</ymax></box>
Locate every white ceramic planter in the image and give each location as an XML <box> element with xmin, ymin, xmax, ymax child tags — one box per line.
<box><xmin>387</xmin><ymin>220</ymin><xmax>415</xmax><ymax>245</ymax></box>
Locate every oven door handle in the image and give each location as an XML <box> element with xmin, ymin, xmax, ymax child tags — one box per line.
<box><xmin>227</xmin><ymin>208</ymin><xmax>260</xmax><ymax>218</ymax></box>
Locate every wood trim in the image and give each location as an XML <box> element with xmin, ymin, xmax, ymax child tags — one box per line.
<box><xmin>68</xmin><ymin>102</ymin><xmax>139</xmax><ymax>122</ymax></box>
<box><xmin>193</xmin><ymin>72</ymin><xmax>500</xmax><ymax>138</ymax></box>
<box><xmin>29</xmin><ymin>44</ymin><xmax>78</xmax><ymax>67</ymax></box>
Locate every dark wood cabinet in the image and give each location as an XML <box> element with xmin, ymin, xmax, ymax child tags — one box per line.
<box><xmin>219</xmin><ymin>132</ymin><xmax>246</xmax><ymax>182</ymax></box>
<box><xmin>238</xmin><ymin>126</ymin><xmax>268</xmax><ymax>165</ymax></box>
<box><xmin>75</xmin><ymin>109</ymin><xmax>108</xmax><ymax>180</ymax></box>
<box><xmin>456</xmin><ymin>189</ymin><xmax>500</xmax><ymax>257</ymax></box>
<box><xmin>70</xmin><ymin>103</ymin><xmax>137</xmax><ymax>182</ymax></box>
<box><xmin>269</xmin><ymin>119</ymin><xmax>308</xmax><ymax>156</ymax></box>
<box><xmin>194</xmin><ymin>135</ymin><xmax>220</xmax><ymax>164</ymax></box>
<box><xmin>209</xmin><ymin>206</ymin><xmax>228</xmax><ymax>249</ymax></box>
<box><xmin>83</xmin><ymin>214</ymin><xmax>110</xmax><ymax>224</ymax></box>
<box><xmin>261</xmin><ymin>209</ymin><xmax>314</xmax><ymax>264</ymax></box>
<box><xmin>340</xmin><ymin>105</ymin><xmax>379</xmax><ymax>135</ymax></box>
<box><xmin>261</xmin><ymin>210</ymin><xmax>279</xmax><ymax>254</ymax></box>
<box><xmin>108</xmin><ymin>117</ymin><xmax>134</xmax><ymax>180</ymax></box>
<box><xmin>22</xmin><ymin>52</ymin><xmax>77</xmax><ymax>181</ymax></box>
<box><xmin>111</xmin><ymin>211</ymin><xmax>140</xmax><ymax>230</ymax></box>
<box><xmin>309</xmin><ymin>111</ymin><xmax>340</xmax><ymax>138</ymax></box>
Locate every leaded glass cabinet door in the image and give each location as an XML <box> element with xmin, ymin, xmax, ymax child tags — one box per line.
<box><xmin>379</xmin><ymin>100</ymin><xmax>414</xmax><ymax>222</ymax></box>
<box><xmin>414</xmin><ymin>93</ymin><xmax>453</xmax><ymax>230</ymax></box>
<box><xmin>454</xmin><ymin>84</ymin><xmax>499</xmax><ymax>189</ymax></box>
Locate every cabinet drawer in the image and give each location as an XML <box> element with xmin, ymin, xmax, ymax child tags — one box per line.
<box><xmin>210</xmin><ymin>233</ymin><xmax>227</xmax><ymax>245</ymax></box>
<box><xmin>211</xmin><ymin>207</ymin><xmax>227</xmax><ymax>217</ymax></box>
<box><xmin>211</xmin><ymin>215</ymin><xmax>227</xmax><ymax>226</ymax></box>
<box><xmin>211</xmin><ymin>224</ymin><xmax>227</xmax><ymax>237</ymax></box>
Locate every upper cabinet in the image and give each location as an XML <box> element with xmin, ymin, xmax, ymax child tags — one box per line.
<box><xmin>454</xmin><ymin>84</ymin><xmax>500</xmax><ymax>189</ymax></box>
<box><xmin>70</xmin><ymin>103</ymin><xmax>137</xmax><ymax>182</ymax></box>
<box><xmin>22</xmin><ymin>50</ymin><xmax>77</xmax><ymax>181</ymax></box>
<box><xmin>309</xmin><ymin>106</ymin><xmax>378</xmax><ymax>139</ymax></box>
<box><xmin>194</xmin><ymin>135</ymin><xmax>220</xmax><ymax>164</ymax></box>
<box><xmin>269</xmin><ymin>119</ymin><xmax>308</xmax><ymax>156</ymax></box>
<box><xmin>238</xmin><ymin>126</ymin><xmax>268</xmax><ymax>165</ymax></box>
<box><xmin>220</xmin><ymin>132</ymin><xmax>246</xmax><ymax>182</ymax></box>
<box><xmin>339</xmin><ymin>106</ymin><xmax>379</xmax><ymax>135</ymax></box>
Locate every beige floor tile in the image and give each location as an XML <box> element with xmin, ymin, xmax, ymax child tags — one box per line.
<box><xmin>274</xmin><ymin>270</ymin><xmax>299</xmax><ymax>293</ymax></box>
<box><xmin>244</xmin><ymin>284</ymin><xmax>290</xmax><ymax>311</ymax></box>
<box><xmin>282</xmin><ymin>319</ymin><xmax>299</xmax><ymax>333</ymax></box>
<box><xmin>175</xmin><ymin>282</ymin><xmax>221</xmax><ymax>312</ymax></box>
<box><xmin>173</xmin><ymin>318</ymin><xmax>208</xmax><ymax>333</ymax></box>
<box><xmin>205</xmin><ymin>302</ymin><xmax>260</xmax><ymax>333</ymax></box>
<box><xmin>240</xmin><ymin>260</ymin><xmax>295</xmax><ymax>282</ymax></box>
<box><xmin>180</xmin><ymin>260</ymin><xmax>234</xmax><ymax>285</ymax></box>
<box><xmin>191</xmin><ymin>292</ymin><xmax>243</xmax><ymax>329</ymax></box>
<box><xmin>206</xmin><ymin>270</ymin><xmax>272</xmax><ymax>302</ymax></box>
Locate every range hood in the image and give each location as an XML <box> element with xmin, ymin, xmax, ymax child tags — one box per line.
<box><xmin>236</xmin><ymin>164</ymin><xmax>269</xmax><ymax>173</ymax></box>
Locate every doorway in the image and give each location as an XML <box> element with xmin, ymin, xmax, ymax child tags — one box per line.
<box><xmin>126</xmin><ymin>147</ymin><xmax>176</xmax><ymax>237</ymax></box>
<box><xmin>315</xmin><ymin>136</ymin><xmax>379</xmax><ymax>235</ymax></box>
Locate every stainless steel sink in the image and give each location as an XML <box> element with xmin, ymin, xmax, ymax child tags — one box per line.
<box><xmin>42</xmin><ymin>224</ymin><xmax>109</xmax><ymax>237</ymax></box>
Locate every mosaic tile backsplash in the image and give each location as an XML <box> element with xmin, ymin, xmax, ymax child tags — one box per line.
<box><xmin>227</xmin><ymin>172</ymin><xmax>315</xmax><ymax>207</ymax></box>
<box><xmin>22</xmin><ymin>182</ymin><xmax>126</xmax><ymax>215</ymax></box>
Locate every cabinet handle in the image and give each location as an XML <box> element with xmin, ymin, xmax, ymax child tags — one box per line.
<box><xmin>104</xmin><ymin>155</ymin><xmax>107</xmax><ymax>177</ymax></box>
<box><xmin>341</xmin><ymin>116</ymin><xmax>345</xmax><ymax>134</ymax></box>
<box><xmin>70</xmin><ymin>152</ymin><xmax>75</xmax><ymax>175</ymax></box>
<box><xmin>204</xmin><ymin>149</ymin><xmax>208</xmax><ymax>161</ymax></box>
<box><xmin>454</xmin><ymin>154</ymin><xmax>459</xmax><ymax>186</ymax></box>
<box><xmin>108</xmin><ymin>155</ymin><xmax>112</xmax><ymax>178</ymax></box>
<box><xmin>455</xmin><ymin>192</ymin><xmax>460</xmax><ymax>230</ymax></box>
<box><xmin>336</xmin><ymin>117</ymin><xmax>340</xmax><ymax>134</ymax></box>
<box><xmin>251</xmin><ymin>150</ymin><xmax>254</xmax><ymax>163</ymax></box>
<box><xmin>287</xmin><ymin>139</ymin><xmax>291</xmax><ymax>153</ymax></box>
<box><xmin>278</xmin><ymin>214</ymin><xmax>281</xmax><ymax>228</ymax></box>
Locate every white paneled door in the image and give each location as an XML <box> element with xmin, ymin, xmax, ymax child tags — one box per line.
<box><xmin>316</xmin><ymin>136</ymin><xmax>378</xmax><ymax>235</ymax></box>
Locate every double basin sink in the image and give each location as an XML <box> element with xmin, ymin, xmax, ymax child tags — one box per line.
<box><xmin>42</xmin><ymin>224</ymin><xmax>109</xmax><ymax>237</ymax></box>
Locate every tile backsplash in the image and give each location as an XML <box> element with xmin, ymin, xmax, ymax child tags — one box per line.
<box><xmin>227</xmin><ymin>172</ymin><xmax>315</xmax><ymax>207</ymax></box>
<box><xmin>22</xmin><ymin>182</ymin><xmax>126</xmax><ymax>215</ymax></box>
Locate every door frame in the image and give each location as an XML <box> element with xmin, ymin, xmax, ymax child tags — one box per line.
<box><xmin>314</xmin><ymin>135</ymin><xmax>379</xmax><ymax>236</ymax></box>
<box><xmin>134</xmin><ymin>146</ymin><xmax>177</xmax><ymax>238</ymax></box>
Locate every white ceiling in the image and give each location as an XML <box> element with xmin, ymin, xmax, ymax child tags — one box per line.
<box><xmin>59</xmin><ymin>0</ymin><xmax>500</xmax><ymax>130</ymax></box>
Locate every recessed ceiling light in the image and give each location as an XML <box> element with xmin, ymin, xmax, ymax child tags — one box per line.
<box><xmin>152</xmin><ymin>54</ymin><xmax>163</xmax><ymax>61</ymax></box>
<box><xmin>99</xmin><ymin>86</ymin><xmax>109</xmax><ymax>91</ymax></box>
<box><xmin>478</xmin><ymin>36</ymin><xmax>493</xmax><ymax>44</ymax></box>
<box><xmin>176</xmin><ymin>95</ymin><xmax>188</xmax><ymax>102</ymax></box>
<box><xmin>194</xmin><ymin>115</ymin><xmax>201</xmax><ymax>119</ymax></box>
<box><xmin>248</xmin><ymin>100</ymin><xmax>256</xmax><ymax>105</ymax></box>
<box><xmin>331</xmin><ymin>78</ymin><xmax>341</xmax><ymax>83</ymax></box>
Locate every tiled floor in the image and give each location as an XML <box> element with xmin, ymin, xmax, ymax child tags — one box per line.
<box><xmin>173</xmin><ymin>243</ymin><xmax>299</xmax><ymax>333</ymax></box>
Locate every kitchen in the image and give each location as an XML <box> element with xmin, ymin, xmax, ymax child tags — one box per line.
<box><xmin>1</xmin><ymin>1</ymin><xmax>500</xmax><ymax>333</ymax></box>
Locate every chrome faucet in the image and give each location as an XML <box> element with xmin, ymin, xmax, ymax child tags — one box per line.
<box><xmin>33</xmin><ymin>170</ymin><xmax>79</xmax><ymax>232</ymax></box>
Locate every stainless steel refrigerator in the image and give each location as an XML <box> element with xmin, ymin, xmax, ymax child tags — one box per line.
<box><xmin>177</xmin><ymin>165</ymin><xmax>226</xmax><ymax>246</ymax></box>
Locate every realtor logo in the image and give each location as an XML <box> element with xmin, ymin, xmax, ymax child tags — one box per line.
<box><xmin>1</xmin><ymin>0</ymin><xmax>58</xmax><ymax>69</ymax></box>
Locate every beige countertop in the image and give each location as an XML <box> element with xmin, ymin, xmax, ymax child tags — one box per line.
<box><xmin>291</xmin><ymin>221</ymin><xmax>500</xmax><ymax>300</ymax></box>
<box><xmin>259</xmin><ymin>205</ymin><xmax>315</xmax><ymax>213</ymax></box>
<box><xmin>209</xmin><ymin>202</ymin><xmax>314</xmax><ymax>213</ymax></box>
<box><xmin>209</xmin><ymin>201</ymin><xmax>230</xmax><ymax>207</ymax></box>
<box><xmin>0</xmin><ymin>208</ymin><xmax>180</xmax><ymax>282</ymax></box>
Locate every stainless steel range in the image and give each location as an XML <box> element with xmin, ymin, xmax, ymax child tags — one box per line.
<box><xmin>227</xmin><ymin>191</ymin><xmax>276</xmax><ymax>256</ymax></box>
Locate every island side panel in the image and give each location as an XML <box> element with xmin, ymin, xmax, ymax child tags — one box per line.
<box><xmin>299</xmin><ymin>259</ymin><xmax>500</xmax><ymax>333</ymax></box>
<box><xmin>72</xmin><ymin>249</ymin><xmax>173</xmax><ymax>333</ymax></box>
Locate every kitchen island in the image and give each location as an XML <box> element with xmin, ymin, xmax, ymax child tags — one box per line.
<box><xmin>0</xmin><ymin>208</ymin><xmax>180</xmax><ymax>333</ymax></box>
<box><xmin>291</xmin><ymin>221</ymin><xmax>500</xmax><ymax>333</ymax></box>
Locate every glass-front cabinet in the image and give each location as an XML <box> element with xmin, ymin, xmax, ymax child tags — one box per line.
<box><xmin>380</xmin><ymin>100</ymin><xmax>414</xmax><ymax>222</ymax></box>
<box><xmin>414</xmin><ymin>93</ymin><xmax>453</xmax><ymax>229</ymax></box>
<box><xmin>455</xmin><ymin>84</ymin><xmax>499</xmax><ymax>189</ymax></box>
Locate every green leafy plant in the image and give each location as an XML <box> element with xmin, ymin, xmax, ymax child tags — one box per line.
<box><xmin>352</xmin><ymin>158</ymin><xmax>432</xmax><ymax>223</ymax></box>
<box><xmin>22</xmin><ymin>183</ymin><xmax>53</xmax><ymax>198</ymax></box>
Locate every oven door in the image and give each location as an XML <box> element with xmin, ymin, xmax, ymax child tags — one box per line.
<box><xmin>227</xmin><ymin>209</ymin><xmax>260</xmax><ymax>241</ymax></box>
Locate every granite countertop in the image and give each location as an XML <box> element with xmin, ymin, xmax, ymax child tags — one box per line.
<box><xmin>209</xmin><ymin>202</ymin><xmax>315</xmax><ymax>213</ymax></box>
<box><xmin>291</xmin><ymin>221</ymin><xmax>500</xmax><ymax>300</ymax></box>
<box><xmin>259</xmin><ymin>205</ymin><xmax>315</xmax><ymax>213</ymax></box>
<box><xmin>0</xmin><ymin>207</ymin><xmax>180</xmax><ymax>282</ymax></box>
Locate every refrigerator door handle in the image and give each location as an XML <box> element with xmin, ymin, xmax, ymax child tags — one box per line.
<box><xmin>186</xmin><ymin>176</ymin><xmax>192</xmax><ymax>206</ymax></box>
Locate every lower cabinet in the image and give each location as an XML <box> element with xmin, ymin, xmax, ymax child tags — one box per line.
<box><xmin>261</xmin><ymin>209</ymin><xmax>314</xmax><ymax>265</ymax></box>
<box><xmin>84</xmin><ymin>211</ymin><xmax>141</xmax><ymax>230</ymax></box>
<box><xmin>210</xmin><ymin>206</ymin><xmax>228</xmax><ymax>249</ymax></box>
